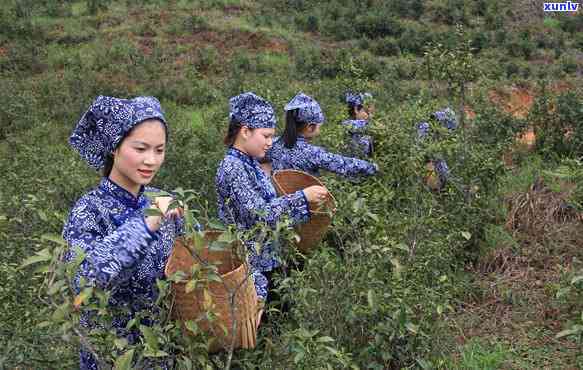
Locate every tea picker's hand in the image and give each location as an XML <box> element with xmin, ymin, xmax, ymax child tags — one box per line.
<box><xmin>303</xmin><ymin>185</ymin><xmax>328</xmax><ymax>205</ymax></box>
<box><xmin>145</xmin><ymin>196</ymin><xmax>184</xmax><ymax>232</ymax></box>
<box><xmin>158</xmin><ymin>196</ymin><xmax>184</xmax><ymax>220</ymax></box>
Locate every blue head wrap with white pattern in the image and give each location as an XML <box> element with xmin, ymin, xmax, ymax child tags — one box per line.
<box><xmin>432</xmin><ymin>107</ymin><xmax>457</xmax><ymax>130</ymax></box>
<box><xmin>345</xmin><ymin>91</ymin><xmax>373</xmax><ymax>107</ymax></box>
<box><xmin>69</xmin><ymin>95</ymin><xmax>167</xmax><ymax>170</ymax></box>
<box><xmin>229</xmin><ymin>92</ymin><xmax>276</xmax><ymax>129</ymax></box>
<box><xmin>416</xmin><ymin>121</ymin><xmax>430</xmax><ymax>139</ymax></box>
<box><xmin>284</xmin><ymin>92</ymin><xmax>325</xmax><ymax>125</ymax></box>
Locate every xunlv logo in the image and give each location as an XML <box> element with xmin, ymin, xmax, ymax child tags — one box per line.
<box><xmin>544</xmin><ymin>1</ymin><xmax>580</xmax><ymax>11</ymax></box>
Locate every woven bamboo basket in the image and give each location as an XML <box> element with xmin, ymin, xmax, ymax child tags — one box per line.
<box><xmin>271</xmin><ymin>169</ymin><xmax>336</xmax><ymax>253</ymax></box>
<box><xmin>165</xmin><ymin>230</ymin><xmax>258</xmax><ymax>352</ymax></box>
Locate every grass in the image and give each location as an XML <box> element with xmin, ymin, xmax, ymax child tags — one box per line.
<box><xmin>1</xmin><ymin>1</ymin><xmax>582</xmax><ymax>368</ymax></box>
<box><xmin>432</xmin><ymin>160</ymin><xmax>583</xmax><ymax>369</ymax></box>
<box><xmin>442</xmin><ymin>338</ymin><xmax>510</xmax><ymax>370</ymax></box>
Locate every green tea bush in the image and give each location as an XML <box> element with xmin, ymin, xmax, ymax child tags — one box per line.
<box><xmin>505</xmin><ymin>35</ymin><xmax>536</xmax><ymax>60</ymax></box>
<box><xmin>427</xmin><ymin>0</ymin><xmax>469</xmax><ymax>26</ymax></box>
<box><xmin>574</xmin><ymin>32</ymin><xmax>583</xmax><ymax>50</ymax></box>
<box><xmin>183</xmin><ymin>14</ymin><xmax>210</xmax><ymax>33</ymax></box>
<box><xmin>294</xmin><ymin>13</ymin><xmax>320</xmax><ymax>33</ymax></box>
<box><xmin>0</xmin><ymin>118</ymin><xmax>98</xmax><ymax>368</ymax></box>
<box><xmin>475</xmin><ymin>55</ymin><xmax>505</xmax><ymax>80</ymax></box>
<box><xmin>231</xmin><ymin>50</ymin><xmax>253</xmax><ymax>73</ymax></box>
<box><xmin>552</xmin><ymin>159</ymin><xmax>583</xmax><ymax>361</ymax></box>
<box><xmin>469</xmin><ymin>31</ymin><xmax>489</xmax><ymax>53</ymax></box>
<box><xmin>531</xmin><ymin>84</ymin><xmax>583</xmax><ymax>159</ymax></box>
<box><xmin>194</xmin><ymin>45</ymin><xmax>221</xmax><ymax>73</ymax></box>
<box><xmin>504</xmin><ymin>61</ymin><xmax>521</xmax><ymax>78</ymax></box>
<box><xmin>354</xmin><ymin>14</ymin><xmax>402</xmax><ymax>40</ymax></box>
<box><xmin>372</xmin><ymin>37</ymin><xmax>401</xmax><ymax>57</ymax></box>
<box><xmin>470</xmin><ymin>94</ymin><xmax>525</xmax><ymax>148</ymax></box>
<box><xmin>398</xmin><ymin>25</ymin><xmax>432</xmax><ymax>55</ymax></box>
<box><xmin>154</xmin><ymin>72</ymin><xmax>221</xmax><ymax>107</ymax></box>
<box><xmin>354</xmin><ymin>51</ymin><xmax>383</xmax><ymax>79</ymax></box>
<box><xmin>87</xmin><ymin>0</ymin><xmax>110</xmax><ymax>14</ymax></box>
<box><xmin>293</xmin><ymin>44</ymin><xmax>339</xmax><ymax>79</ymax></box>
<box><xmin>0</xmin><ymin>77</ymin><xmax>39</xmax><ymax>139</ymax></box>
<box><xmin>391</xmin><ymin>56</ymin><xmax>418</xmax><ymax>80</ymax></box>
<box><xmin>4</xmin><ymin>0</ymin><xmax>583</xmax><ymax>368</ymax></box>
<box><xmin>559</xmin><ymin>12</ymin><xmax>583</xmax><ymax>34</ymax></box>
<box><xmin>1</xmin><ymin>39</ymin><xmax>47</xmax><ymax>73</ymax></box>
<box><xmin>260</xmin><ymin>98</ymin><xmax>508</xmax><ymax>368</ymax></box>
<box><xmin>13</xmin><ymin>0</ymin><xmax>35</xmax><ymax>18</ymax></box>
<box><xmin>494</xmin><ymin>29</ymin><xmax>506</xmax><ymax>44</ymax></box>
<box><xmin>156</xmin><ymin>104</ymin><xmax>225</xmax><ymax>197</ymax></box>
<box><xmin>386</xmin><ymin>0</ymin><xmax>425</xmax><ymax>19</ymax></box>
<box><xmin>559</xmin><ymin>52</ymin><xmax>579</xmax><ymax>75</ymax></box>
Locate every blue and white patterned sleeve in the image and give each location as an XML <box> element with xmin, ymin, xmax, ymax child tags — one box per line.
<box><xmin>63</xmin><ymin>201</ymin><xmax>156</xmax><ymax>290</ymax></box>
<box><xmin>251</xmin><ymin>269</ymin><xmax>268</xmax><ymax>301</ymax></box>
<box><xmin>174</xmin><ymin>216</ymin><xmax>186</xmax><ymax>236</ymax></box>
<box><xmin>224</xmin><ymin>164</ymin><xmax>310</xmax><ymax>228</ymax></box>
<box><xmin>342</xmin><ymin>119</ymin><xmax>369</xmax><ymax>133</ymax></box>
<box><xmin>310</xmin><ymin>146</ymin><xmax>378</xmax><ymax>178</ymax></box>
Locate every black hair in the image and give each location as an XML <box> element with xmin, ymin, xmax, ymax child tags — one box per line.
<box><xmin>103</xmin><ymin>153</ymin><xmax>114</xmax><ymax>177</ymax></box>
<box><xmin>283</xmin><ymin>109</ymin><xmax>309</xmax><ymax>149</ymax></box>
<box><xmin>102</xmin><ymin>118</ymin><xmax>168</xmax><ymax>177</ymax></box>
<box><xmin>224</xmin><ymin>117</ymin><xmax>249</xmax><ymax>147</ymax></box>
<box><xmin>347</xmin><ymin>103</ymin><xmax>364</xmax><ymax>119</ymax></box>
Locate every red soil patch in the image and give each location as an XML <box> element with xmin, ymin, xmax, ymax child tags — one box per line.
<box><xmin>490</xmin><ymin>85</ymin><xmax>537</xmax><ymax>167</ymax></box>
<box><xmin>489</xmin><ymin>81</ymin><xmax>573</xmax><ymax>119</ymax></box>
<box><xmin>489</xmin><ymin>85</ymin><xmax>534</xmax><ymax>119</ymax></box>
<box><xmin>265</xmin><ymin>38</ymin><xmax>288</xmax><ymax>53</ymax></box>
<box><xmin>0</xmin><ymin>47</ymin><xmax>7</xmax><ymax>57</ymax></box>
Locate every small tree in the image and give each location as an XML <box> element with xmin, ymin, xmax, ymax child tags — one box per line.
<box><xmin>423</xmin><ymin>25</ymin><xmax>479</xmax><ymax>150</ymax></box>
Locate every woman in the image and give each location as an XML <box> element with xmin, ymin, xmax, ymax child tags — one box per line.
<box><xmin>342</xmin><ymin>91</ymin><xmax>375</xmax><ymax>158</ymax></box>
<box><xmin>215</xmin><ymin>92</ymin><xmax>328</xmax><ymax>301</ymax></box>
<box><xmin>268</xmin><ymin>92</ymin><xmax>377</xmax><ymax>178</ymax></box>
<box><xmin>416</xmin><ymin>107</ymin><xmax>458</xmax><ymax>189</ymax></box>
<box><xmin>63</xmin><ymin>96</ymin><xmax>183</xmax><ymax>369</ymax></box>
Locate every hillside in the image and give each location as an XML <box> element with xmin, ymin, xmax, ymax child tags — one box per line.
<box><xmin>1</xmin><ymin>0</ymin><xmax>583</xmax><ymax>368</ymax></box>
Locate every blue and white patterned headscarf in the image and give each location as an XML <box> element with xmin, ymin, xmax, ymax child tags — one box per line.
<box><xmin>284</xmin><ymin>92</ymin><xmax>325</xmax><ymax>125</ymax></box>
<box><xmin>416</xmin><ymin>121</ymin><xmax>430</xmax><ymax>139</ymax></box>
<box><xmin>69</xmin><ymin>95</ymin><xmax>167</xmax><ymax>170</ymax></box>
<box><xmin>345</xmin><ymin>91</ymin><xmax>373</xmax><ymax>107</ymax></box>
<box><xmin>229</xmin><ymin>92</ymin><xmax>276</xmax><ymax>129</ymax></box>
<box><xmin>432</xmin><ymin>107</ymin><xmax>457</xmax><ymax>130</ymax></box>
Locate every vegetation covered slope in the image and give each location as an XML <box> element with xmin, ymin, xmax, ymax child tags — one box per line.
<box><xmin>1</xmin><ymin>0</ymin><xmax>582</xmax><ymax>368</ymax></box>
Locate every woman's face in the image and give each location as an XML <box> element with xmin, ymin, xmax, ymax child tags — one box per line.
<box><xmin>303</xmin><ymin>123</ymin><xmax>321</xmax><ymax>140</ymax></box>
<box><xmin>109</xmin><ymin>119</ymin><xmax>166</xmax><ymax>194</ymax></box>
<box><xmin>239</xmin><ymin>126</ymin><xmax>275</xmax><ymax>159</ymax></box>
<box><xmin>355</xmin><ymin>105</ymin><xmax>372</xmax><ymax>120</ymax></box>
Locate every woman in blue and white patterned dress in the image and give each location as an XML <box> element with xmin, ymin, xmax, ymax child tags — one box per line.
<box><xmin>416</xmin><ymin>107</ymin><xmax>458</xmax><ymax>189</ymax></box>
<box><xmin>215</xmin><ymin>92</ymin><xmax>328</xmax><ymax>302</ymax></box>
<box><xmin>63</xmin><ymin>96</ymin><xmax>184</xmax><ymax>369</ymax></box>
<box><xmin>342</xmin><ymin>91</ymin><xmax>375</xmax><ymax>158</ymax></box>
<box><xmin>267</xmin><ymin>92</ymin><xmax>377</xmax><ymax>179</ymax></box>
